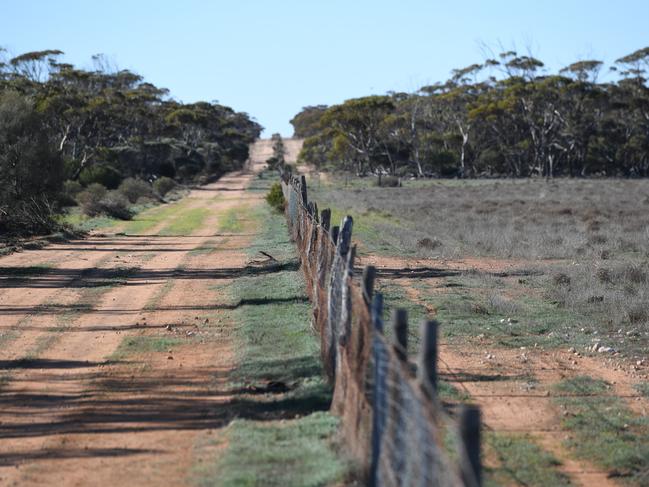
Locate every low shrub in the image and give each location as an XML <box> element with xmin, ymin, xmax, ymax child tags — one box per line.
<box><xmin>99</xmin><ymin>190</ymin><xmax>133</xmax><ymax>220</ymax></box>
<box><xmin>76</xmin><ymin>183</ymin><xmax>132</xmax><ymax>219</ymax></box>
<box><xmin>153</xmin><ymin>176</ymin><xmax>176</xmax><ymax>197</ymax></box>
<box><xmin>76</xmin><ymin>183</ymin><xmax>108</xmax><ymax>215</ymax></box>
<box><xmin>118</xmin><ymin>178</ymin><xmax>154</xmax><ymax>203</ymax></box>
<box><xmin>266</xmin><ymin>182</ymin><xmax>286</xmax><ymax>212</ymax></box>
<box><xmin>377</xmin><ymin>175</ymin><xmax>401</xmax><ymax>187</ymax></box>
<box><xmin>78</xmin><ymin>164</ymin><xmax>123</xmax><ymax>189</ymax></box>
<box><xmin>63</xmin><ymin>180</ymin><xmax>83</xmax><ymax>197</ymax></box>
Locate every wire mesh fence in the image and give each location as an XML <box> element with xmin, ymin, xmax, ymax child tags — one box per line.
<box><xmin>279</xmin><ymin>169</ymin><xmax>482</xmax><ymax>486</ymax></box>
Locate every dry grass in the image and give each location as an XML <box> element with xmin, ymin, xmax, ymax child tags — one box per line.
<box><xmin>311</xmin><ymin>176</ymin><xmax>649</xmax><ymax>356</ymax></box>
<box><xmin>312</xmin><ymin>177</ymin><xmax>649</xmax><ymax>260</ymax></box>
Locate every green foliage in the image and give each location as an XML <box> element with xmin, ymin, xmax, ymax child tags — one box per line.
<box><xmin>297</xmin><ymin>46</ymin><xmax>649</xmax><ymax>178</ymax></box>
<box><xmin>289</xmin><ymin>105</ymin><xmax>328</xmax><ymax>138</ymax></box>
<box><xmin>152</xmin><ymin>176</ymin><xmax>176</xmax><ymax>197</ymax></box>
<box><xmin>78</xmin><ymin>164</ymin><xmax>122</xmax><ymax>189</ymax></box>
<box><xmin>265</xmin><ymin>183</ymin><xmax>286</xmax><ymax>212</ymax></box>
<box><xmin>0</xmin><ymin>48</ymin><xmax>262</xmax><ymax>236</ymax></box>
<box><xmin>63</xmin><ymin>180</ymin><xmax>83</xmax><ymax>197</ymax></box>
<box><xmin>0</xmin><ymin>91</ymin><xmax>63</xmax><ymax>234</ymax></box>
<box><xmin>118</xmin><ymin>177</ymin><xmax>154</xmax><ymax>203</ymax></box>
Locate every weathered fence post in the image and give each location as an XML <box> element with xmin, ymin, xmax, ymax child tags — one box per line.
<box><xmin>339</xmin><ymin>245</ymin><xmax>355</xmax><ymax>347</ymax></box>
<box><xmin>418</xmin><ymin>320</ymin><xmax>439</xmax><ymax>395</ymax></box>
<box><xmin>370</xmin><ymin>293</ymin><xmax>385</xmax><ymax>487</ymax></box>
<box><xmin>362</xmin><ymin>266</ymin><xmax>377</xmax><ymax>308</ymax></box>
<box><xmin>300</xmin><ymin>174</ymin><xmax>308</xmax><ymax>206</ymax></box>
<box><xmin>331</xmin><ymin>226</ymin><xmax>339</xmax><ymax>245</ymax></box>
<box><xmin>391</xmin><ymin>308</ymin><xmax>408</xmax><ymax>361</ymax></box>
<box><xmin>459</xmin><ymin>405</ymin><xmax>482</xmax><ymax>487</ymax></box>
<box><xmin>320</xmin><ymin>208</ymin><xmax>331</xmax><ymax>233</ymax></box>
<box><xmin>326</xmin><ymin>216</ymin><xmax>353</xmax><ymax>380</ymax></box>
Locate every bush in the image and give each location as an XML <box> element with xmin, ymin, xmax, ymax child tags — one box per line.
<box><xmin>78</xmin><ymin>164</ymin><xmax>123</xmax><ymax>189</ymax></box>
<box><xmin>76</xmin><ymin>184</ymin><xmax>132</xmax><ymax>220</ymax></box>
<box><xmin>63</xmin><ymin>180</ymin><xmax>83</xmax><ymax>197</ymax></box>
<box><xmin>153</xmin><ymin>176</ymin><xmax>176</xmax><ymax>197</ymax></box>
<box><xmin>76</xmin><ymin>183</ymin><xmax>108</xmax><ymax>216</ymax></box>
<box><xmin>377</xmin><ymin>175</ymin><xmax>401</xmax><ymax>187</ymax></box>
<box><xmin>0</xmin><ymin>91</ymin><xmax>63</xmax><ymax>235</ymax></box>
<box><xmin>118</xmin><ymin>178</ymin><xmax>154</xmax><ymax>203</ymax></box>
<box><xmin>99</xmin><ymin>191</ymin><xmax>133</xmax><ymax>220</ymax></box>
<box><xmin>266</xmin><ymin>183</ymin><xmax>286</xmax><ymax>212</ymax></box>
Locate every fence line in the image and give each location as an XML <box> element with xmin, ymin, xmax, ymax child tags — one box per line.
<box><xmin>279</xmin><ymin>170</ymin><xmax>482</xmax><ymax>487</ymax></box>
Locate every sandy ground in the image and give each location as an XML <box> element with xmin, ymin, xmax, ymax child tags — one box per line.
<box><xmin>0</xmin><ymin>140</ymin><xmax>291</xmax><ymax>486</ymax></box>
<box><xmin>361</xmin><ymin>253</ymin><xmax>648</xmax><ymax>486</ymax></box>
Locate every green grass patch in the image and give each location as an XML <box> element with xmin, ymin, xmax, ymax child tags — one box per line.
<box><xmin>58</xmin><ymin>208</ymin><xmax>119</xmax><ymax>232</ymax></box>
<box><xmin>199</xmin><ymin>181</ymin><xmax>349</xmax><ymax>485</ymax></box>
<box><xmin>635</xmin><ymin>382</ymin><xmax>649</xmax><ymax>398</ymax></box>
<box><xmin>111</xmin><ymin>336</ymin><xmax>182</xmax><ymax>360</ymax></box>
<box><xmin>485</xmin><ymin>433</ymin><xmax>571</xmax><ymax>487</ymax></box>
<box><xmin>218</xmin><ymin>207</ymin><xmax>246</xmax><ymax>233</ymax></box>
<box><xmin>201</xmin><ymin>413</ymin><xmax>346</xmax><ymax>487</ymax></box>
<box><xmin>417</xmin><ymin>275</ymin><xmax>586</xmax><ymax>349</ymax></box>
<box><xmin>158</xmin><ymin>207</ymin><xmax>210</xmax><ymax>236</ymax></box>
<box><xmin>553</xmin><ymin>376</ymin><xmax>649</xmax><ymax>479</ymax></box>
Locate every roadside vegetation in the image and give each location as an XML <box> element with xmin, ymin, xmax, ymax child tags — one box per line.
<box><xmin>0</xmin><ymin>48</ymin><xmax>261</xmax><ymax>238</ymax></box>
<box><xmin>294</xmin><ymin>46</ymin><xmax>649</xmax><ymax>179</ymax></box>
<box><xmin>198</xmin><ymin>173</ymin><xmax>350</xmax><ymax>486</ymax></box>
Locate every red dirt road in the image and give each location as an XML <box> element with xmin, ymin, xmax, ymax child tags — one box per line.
<box><xmin>0</xmin><ymin>142</ymin><xmax>286</xmax><ymax>486</ymax></box>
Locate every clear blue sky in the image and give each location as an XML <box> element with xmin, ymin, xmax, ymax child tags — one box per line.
<box><xmin>3</xmin><ymin>1</ymin><xmax>648</xmax><ymax>135</ymax></box>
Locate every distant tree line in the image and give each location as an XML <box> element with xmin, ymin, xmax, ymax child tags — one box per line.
<box><xmin>293</xmin><ymin>47</ymin><xmax>649</xmax><ymax>178</ymax></box>
<box><xmin>0</xmin><ymin>48</ymin><xmax>261</xmax><ymax>234</ymax></box>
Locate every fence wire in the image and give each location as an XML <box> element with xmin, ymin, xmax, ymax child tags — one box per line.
<box><xmin>279</xmin><ymin>170</ymin><xmax>478</xmax><ymax>486</ymax></box>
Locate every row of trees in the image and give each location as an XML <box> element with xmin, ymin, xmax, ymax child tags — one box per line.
<box><xmin>0</xmin><ymin>48</ymin><xmax>261</xmax><ymax>234</ymax></box>
<box><xmin>292</xmin><ymin>47</ymin><xmax>649</xmax><ymax>178</ymax></box>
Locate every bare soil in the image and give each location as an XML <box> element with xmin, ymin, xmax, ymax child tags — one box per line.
<box><xmin>362</xmin><ymin>253</ymin><xmax>648</xmax><ymax>487</ymax></box>
<box><xmin>0</xmin><ymin>148</ymin><xmax>272</xmax><ymax>486</ymax></box>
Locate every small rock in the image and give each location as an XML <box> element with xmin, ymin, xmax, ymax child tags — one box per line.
<box><xmin>204</xmin><ymin>318</ymin><xmax>209</xmax><ymax>324</ymax></box>
<box><xmin>165</xmin><ymin>324</ymin><xmax>172</xmax><ymax>331</ymax></box>
<box><xmin>568</xmin><ymin>347</ymin><xmax>576</xmax><ymax>353</ymax></box>
<box><xmin>167</xmin><ymin>355</ymin><xmax>174</xmax><ymax>360</ymax></box>
<box><xmin>598</xmin><ymin>346</ymin><xmax>614</xmax><ymax>353</ymax></box>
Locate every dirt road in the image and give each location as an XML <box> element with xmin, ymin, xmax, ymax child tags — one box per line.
<box><xmin>0</xmin><ymin>139</ymin><xmax>295</xmax><ymax>486</ymax></box>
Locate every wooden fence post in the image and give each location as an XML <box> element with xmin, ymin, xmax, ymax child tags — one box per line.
<box><xmin>369</xmin><ymin>293</ymin><xmax>385</xmax><ymax>487</ymax></box>
<box><xmin>362</xmin><ymin>266</ymin><xmax>377</xmax><ymax>308</ymax></box>
<box><xmin>459</xmin><ymin>405</ymin><xmax>482</xmax><ymax>487</ymax></box>
<box><xmin>331</xmin><ymin>226</ymin><xmax>339</xmax><ymax>245</ymax></box>
<box><xmin>391</xmin><ymin>308</ymin><xmax>408</xmax><ymax>361</ymax></box>
<box><xmin>300</xmin><ymin>175</ymin><xmax>308</xmax><ymax>206</ymax></box>
<box><xmin>417</xmin><ymin>320</ymin><xmax>439</xmax><ymax>395</ymax></box>
<box><xmin>320</xmin><ymin>209</ymin><xmax>331</xmax><ymax>233</ymax></box>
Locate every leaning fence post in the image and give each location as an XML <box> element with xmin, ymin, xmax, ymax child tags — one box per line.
<box><xmin>369</xmin><ymin>293</ymin><xmax>385</xmax><ymax>487</ymax></box>
<box><xmin>362</xmin><ymin>266</ymin><xmax>377</xmax><ymax>308</ymax></box>
<box><xmin>320</xmin><ymin>209</ymin><xmax>331</xmax><ymax>233</ymax></box>
<box><xmin>300</xmin><ymin>175</ymin><xmax>308</xmax><ymax>206</ymax></box>
<box><xmin>331</xmin><ymin>226</ymin><xmax>339</xmax><ymax>245</ymax></box>
<box><xmin>459</xmin><ymin>405</ymin><xmax>482</xmax><ymax>487</ymax></box>
<box><xmin>391</xmin><ymin>308</ymin><xmax>408</xmax><ymax>361</ymax></box>
<box><xmin>417</xmin><ymin>320</ymin><xmax>439</xmax><ymax>395</ymax></box>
